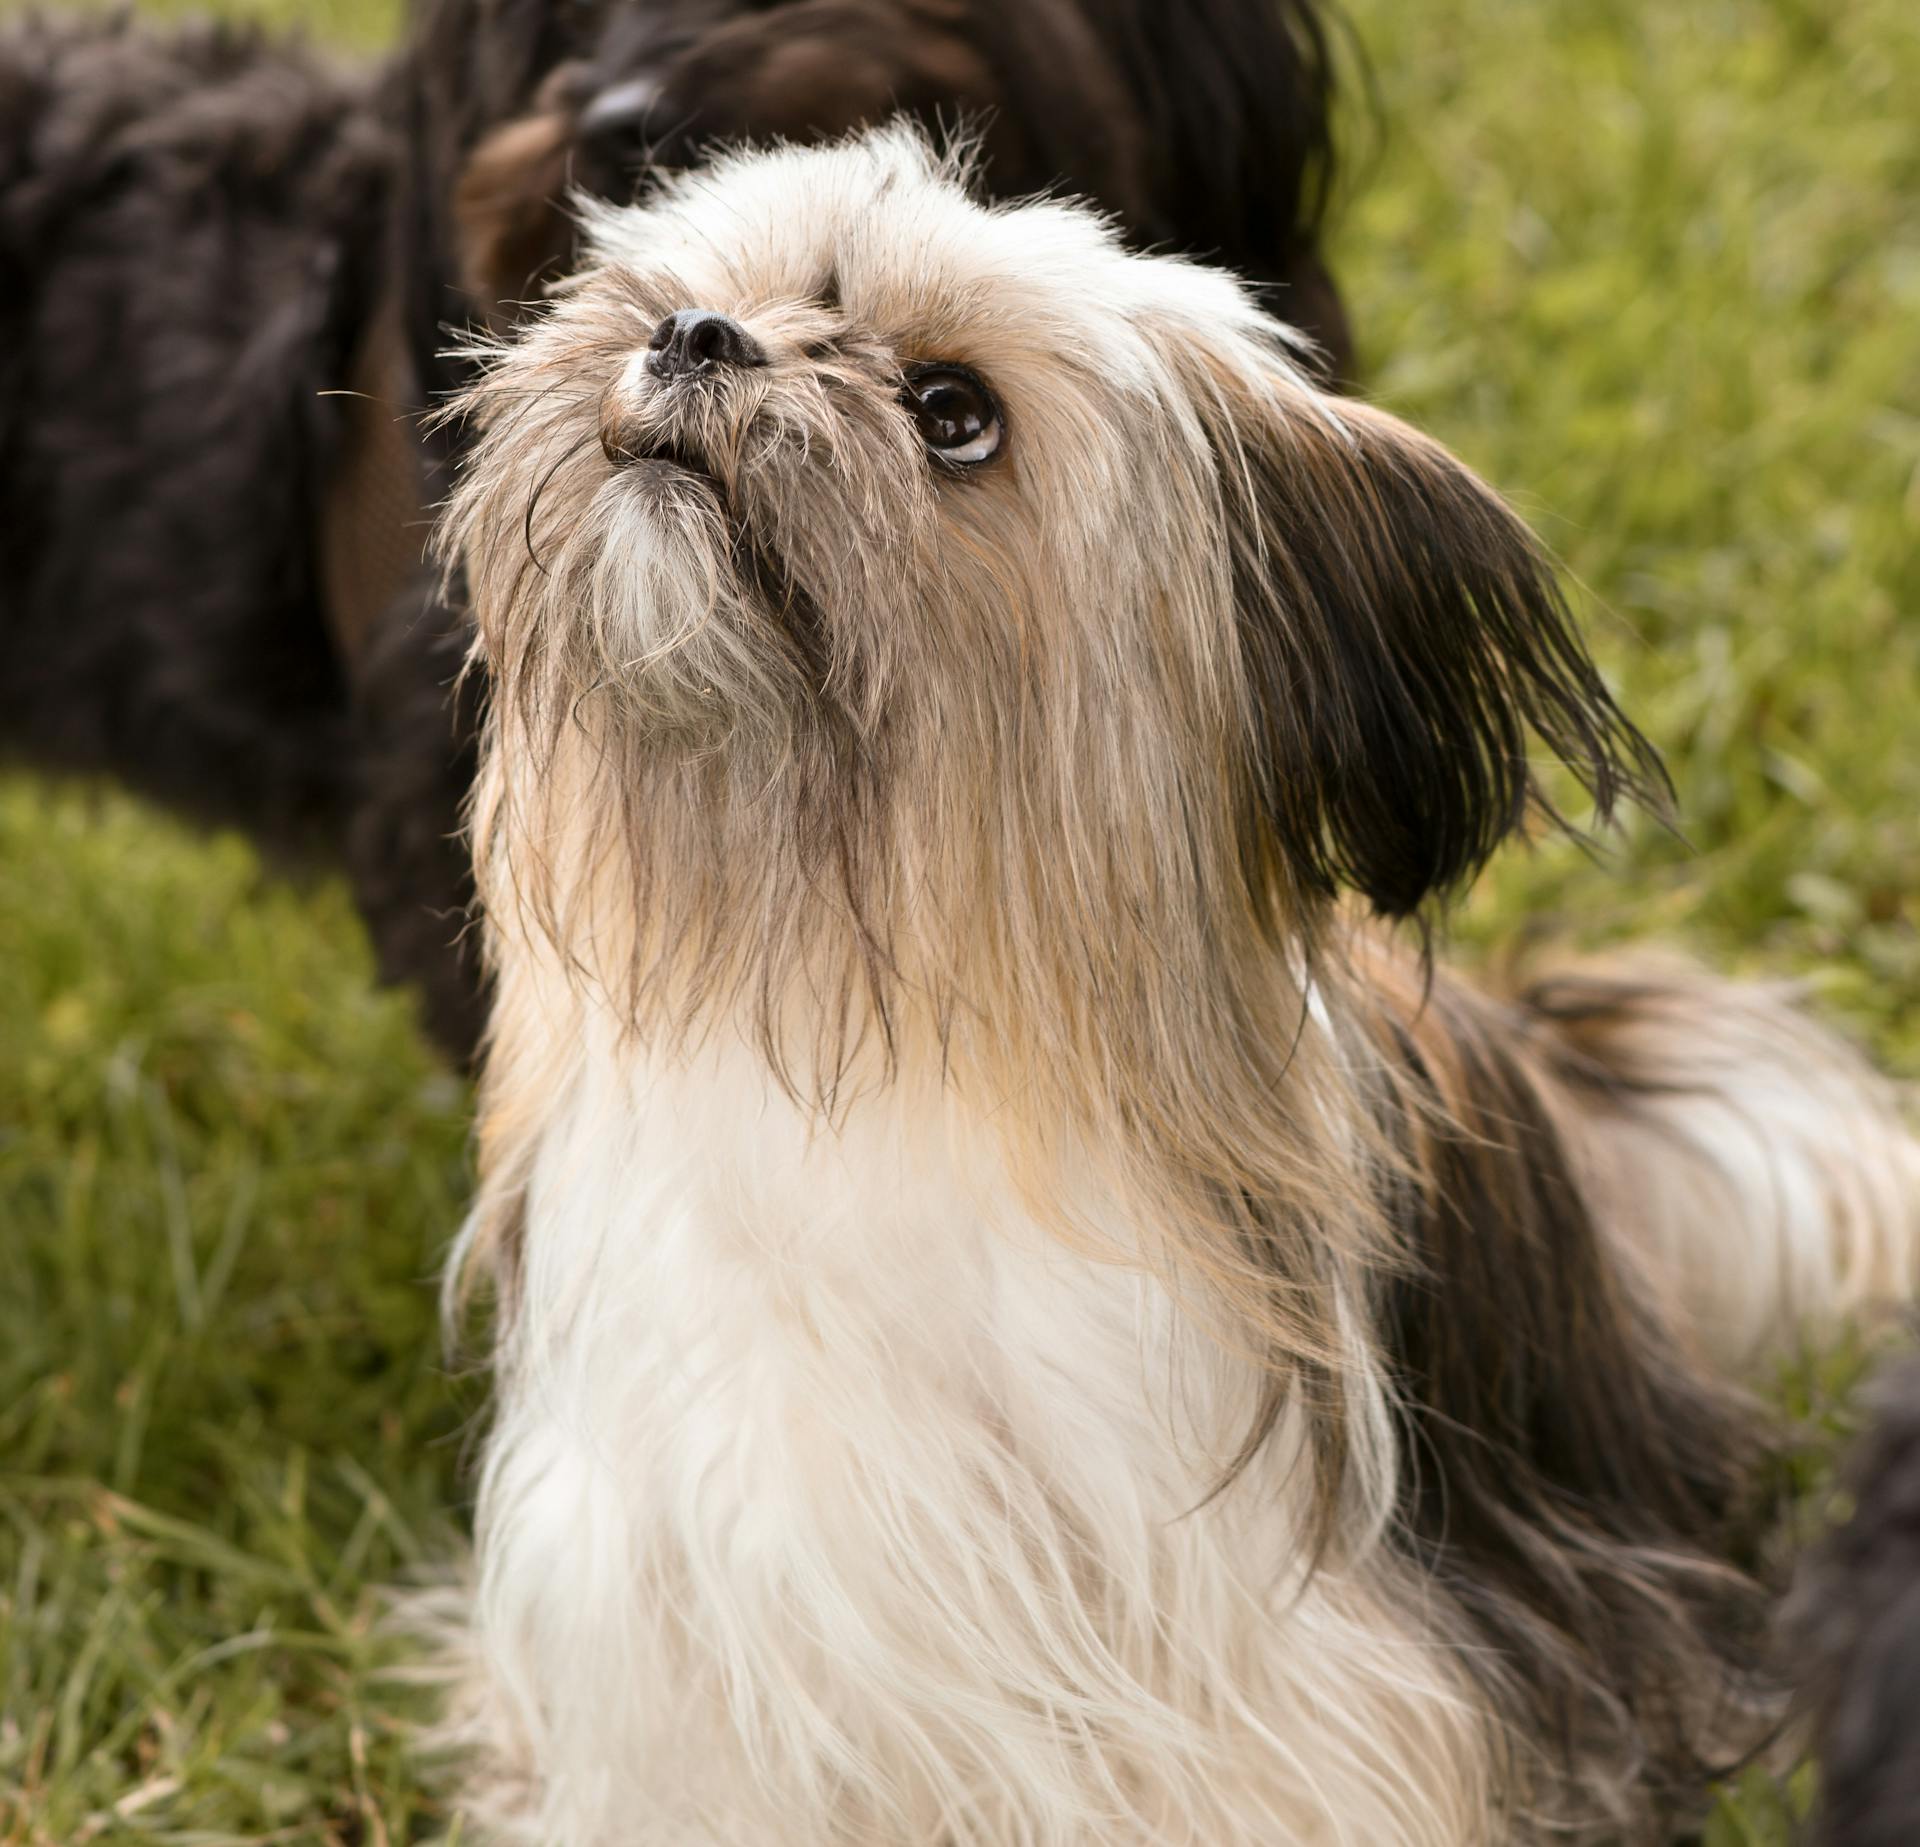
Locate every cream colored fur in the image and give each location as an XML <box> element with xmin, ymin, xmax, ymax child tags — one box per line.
<box><xmin>435</xmin><ymin>128</ymin><xmax>1920</xmax><ymax>1844</ymax></box>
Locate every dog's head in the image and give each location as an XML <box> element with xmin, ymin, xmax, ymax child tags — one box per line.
<box><xmin>402</xmin><ymin>0</ymin><xmax>1347</xmax><ymax>372</ymax></box>
<box><xmin>451</xmin><ymin>129</ymin><xmax>1656</xmax><ymax>1070</ymax></box>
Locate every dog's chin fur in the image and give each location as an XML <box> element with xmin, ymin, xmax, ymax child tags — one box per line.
<box><xmin>441</xmin><ymin>129</ymin><xmax>1920</xmax><ymax>1844</ymax></box>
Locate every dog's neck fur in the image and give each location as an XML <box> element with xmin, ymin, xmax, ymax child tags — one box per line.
<box><xmin>460</xmin><ymin>704</ymin><xmax>1417</xmax><ymax>1436</ymax></box>
<box><xmin>453</xmin><ymin>892</ymin><xmax>1504</xmax><ymax>1844</ymax></box>
<box><xmin>455</xmin><ymin>592</ymin><xmax>1483</xmax><ymax>1833</ymax></box>
<box><xmin>459</xmin><ymin>786</ymin><xmax>1849</xmax><ymax>1840</ymax></box>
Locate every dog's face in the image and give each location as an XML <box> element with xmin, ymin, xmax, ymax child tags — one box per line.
<box><xmin>453</xmin><ymin>130</ymin><xmax>1654</xmax><ymax>1063</ymax></box>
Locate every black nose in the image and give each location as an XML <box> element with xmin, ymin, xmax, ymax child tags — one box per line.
<box><xmin>645</xmin><ymin>309</ymin><xmax>766</xmax><ymax>379</ymax></box>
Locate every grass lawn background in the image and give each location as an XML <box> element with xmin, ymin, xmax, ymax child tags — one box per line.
<box><xmin>2</xmin><ymin>0</ymin><xmax>1916</xmax><ymax>1839</ymax></box>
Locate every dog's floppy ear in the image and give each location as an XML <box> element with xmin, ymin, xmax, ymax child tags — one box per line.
<box><xmin>452</xmin><ymin>82</ymin><xmax>578</xmax><ymax>322</ymax></box>
<box><xmin>1184</xmin><ymin>331</ymin><xmax>1665</xmax><ymax>917</ymax></box>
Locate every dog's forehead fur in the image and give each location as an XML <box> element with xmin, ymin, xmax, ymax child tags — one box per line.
<box><xmin>584</xmin><ymin>130</ymin><xmax>1251</xmax><ymax>346</ymax></box>
<box><xmin>591</xmin><ymin>131</ymin><xmax>1236</xmax><ymax>316</ymax></box>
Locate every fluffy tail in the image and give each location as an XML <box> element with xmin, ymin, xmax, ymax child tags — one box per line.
<box><xmin>1519</xmin><ymin>963</ymin><xmax>1920</xmax><ymax>1371</ymax></box>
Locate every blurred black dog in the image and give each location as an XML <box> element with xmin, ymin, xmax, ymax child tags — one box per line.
<box><xmin>0</xmin><ymin>14</ymin><xmax>389</xmax><ymax>857</ymax></box>
<box><xmin>1</xmin><ymin>0</ymin><xmax>1348</xmax><ymax>1062</ymax></box>
<box><xmin>1790</xmin><ymin>1355</ymin><xmax>1920</xmax><ymax>1847</ymax></box>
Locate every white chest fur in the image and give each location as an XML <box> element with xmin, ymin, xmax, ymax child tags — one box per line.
<box><xmin>459</xmin><ymin>1028</ymin><xmax>1489</xmax><ymax>1846</ymax></box>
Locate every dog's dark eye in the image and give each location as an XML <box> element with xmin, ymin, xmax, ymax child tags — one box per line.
<box><xmin>901</xmin><ymin>365</ymin><xmax>1002</xmax><ymax>467</ymax></box>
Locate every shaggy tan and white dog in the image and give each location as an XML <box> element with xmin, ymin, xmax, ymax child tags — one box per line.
<box><xmin>438</xmin><ymin>129</ymin><xmax>1919</xmax><ymax>1845</ymax></box>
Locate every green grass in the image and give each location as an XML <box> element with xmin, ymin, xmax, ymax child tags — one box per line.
<box><xmin>2</xmin><ymin>0</ymin><xmax>1916</xmax><ymax>1838</ymax></box>
<box><xmin>0</xmin><ymin>786</ymin><xmax>476</xmax><ymax>1844</ymax></box>
<box><xmin>20</xmin><ymin>0</ymin><xmax>400</xmax><ymax>49</ymax></box>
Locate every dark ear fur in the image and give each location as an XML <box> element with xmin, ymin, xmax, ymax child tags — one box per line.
<box><xmin>453</xmin><ymin>102</ymin><xmax>577</xmax><ymax>317</ymax></box>
<box><xmin>989</xmin><ymin>0</ymin><xmax>1351</xmax><ymax>377</ymax></box>
<box><xmin>1208</xmin><ymin>364</ymin><xmax>1666</xmax><ymax>917</ymax></box>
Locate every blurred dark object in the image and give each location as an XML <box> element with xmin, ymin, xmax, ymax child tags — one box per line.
<box><xmin>400</xmin><ymin>0</ymin><xmax>1351</xmax><ymax>370</ymax></box>
<box><xmin>0</xmin><ymin>13</ymin><xmax>389</xmax><ymax>868</ymax></box>
<box><xmin>1</xmin><ymin>0</ymin><xmax>1350</xmax><ymax>1064</ymax></box>
<box><xmin>1789</xmin><ymin>1353</ymin><xmax>1920</xmax><ymax>1847</ymax></box>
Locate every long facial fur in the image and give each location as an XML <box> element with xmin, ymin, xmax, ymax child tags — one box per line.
<box><xmin>446</xmin><ymin>129</ymin><xmax>1658</xmax><ymax>1306</ymax></box>
<box><xmin>444</xmin><ymin>129</ymin><xmax>1919</xmax><ymax>1840</ymax></box>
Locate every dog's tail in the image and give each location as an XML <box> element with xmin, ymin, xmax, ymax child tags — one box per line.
<box><xmin>1517</xmin><ymin>960</ymin><xmax>1920</xmax><ymax>1371</ymax></box>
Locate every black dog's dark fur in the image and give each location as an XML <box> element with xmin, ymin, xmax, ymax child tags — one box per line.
<box><xmin>0</xmin><ymin>0</ymin><xmax>1351</xmax><ymax>1063</ymax></box>
<box><xmin>1790</xmin><ymin>1355</ymin><xmax>1920</xmax><ymax>1846</ymax></box>
<box><xmin>0</xmin><ymin>13</ymin><xmax>387</xmax><ymax>846</ymax></box>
